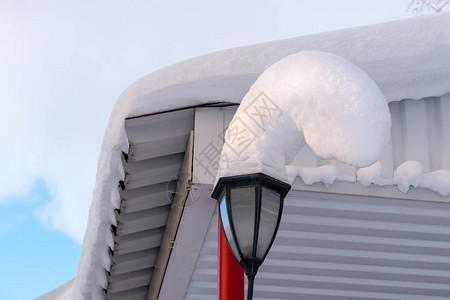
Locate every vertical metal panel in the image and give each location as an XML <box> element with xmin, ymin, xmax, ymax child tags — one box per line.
<box><xmin>223</xmin><ymin>105</ymin><xmax>238</xmax><ymax>128</ymax></box>
<box><xmin>193</xmin><ymin>108</ymin><xmax>225</xmax><ymax>184</ymax></box>
<box><xmin>388</xmin><ymin>100</ymin><xmax>406</xmax><ymax>170</ymax></box>
<box><xmin>388</xmin><ymin>95</ymin><xmax>450</xmax><ymax>173</ymax></box>
<box><xmin>193</xmin><ymin>105</ymin><xmax>238</xmax><ymax>185</ymax></box>
<box><xmin>425</xmin><ymin>97</ymin><xmax>443</xmax><ymax>170</ymax></box>
<box><xmin>404</xmin><ymin>100</ymin><xmax>430</xmax><ymax>171</ymax></box>
<box><xmin>440</xmin><ymin>94</ymin><xmax>450</xmax><ymax>169</ymax></box>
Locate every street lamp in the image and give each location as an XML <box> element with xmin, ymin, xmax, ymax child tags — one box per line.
<box><xmin>211</xmin><ymin>173</ymin><xmax>291</xmax><ymax>300</ymax></box>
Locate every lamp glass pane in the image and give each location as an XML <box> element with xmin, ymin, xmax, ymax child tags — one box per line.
<box><xmin>256</xmin><ymin>187</ymin><xmax>281</xmax><ymax>258</ymax></box>
<box><xmin>230</xmin><ymin>186</ymin><xmax>255</xmax><ymax>258</ymax></box>
<box><xmin>219</xmin><ymin>195</ymin><xmax>240</xmax><ymax>262</ymax></box>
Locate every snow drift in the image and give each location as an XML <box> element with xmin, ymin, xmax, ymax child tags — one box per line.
<box><xmin>216</xmin><ymin>51</ymin><xmax>391</xmax><ymax>184</ymax></box>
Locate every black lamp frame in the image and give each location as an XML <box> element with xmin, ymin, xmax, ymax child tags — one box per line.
<box><xmin>211</xmin><ymin>173</ymin><xmax>291</xmax><ymax>299</ymax></box>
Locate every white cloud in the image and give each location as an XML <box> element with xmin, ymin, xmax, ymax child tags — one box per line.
<box><xmin>34</xmin><ymin>187</ymin><xmax>89</xmax><ymax>243</ymax></box>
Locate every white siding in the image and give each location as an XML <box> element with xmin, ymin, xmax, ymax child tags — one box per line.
<box><xmin>185</xmin><ymin>190</ymin><xmax>450</xmax><ymax>299</ymax></box>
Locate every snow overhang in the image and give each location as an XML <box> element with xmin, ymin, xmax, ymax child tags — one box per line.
<box><xmin>215</xmin><ymin>51</ymin><xmax>391</xmax><ymax>184</ymax></box>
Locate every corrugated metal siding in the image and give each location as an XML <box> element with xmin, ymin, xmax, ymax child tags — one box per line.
<box><xmin>291</xmin><ymin>95</ymin><xmax>450</xmax><ymax>199</ymax></box>
<box><xmin>185</xmin><ymin>189</ymin><xmax>450</xmax><ymax>300</ymax></box>
<box><xmin>389</xmin><ymin>95</ymin><xmax>450</xmax><ymax>172</ymax></box>
<box><xmin>105</xmin><ymin>108</ymin><xmax>195</xmax><ymax>300</ymax></box>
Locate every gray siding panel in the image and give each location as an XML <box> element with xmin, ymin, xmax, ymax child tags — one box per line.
<box><xmin>440</xmin><ymin>94</ymin><xmax>450</xmax><ymax>169</ymax></box>
<box><xmin>185</xmin><ymin>189</ymin><xmax>450</xmax><ymax>299</ymax></box>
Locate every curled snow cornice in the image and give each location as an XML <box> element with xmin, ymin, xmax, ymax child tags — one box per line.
<box><xmin>216</xmin><ymin>51</ymin><xmax>391</xmax><ymax>184</ymax></box>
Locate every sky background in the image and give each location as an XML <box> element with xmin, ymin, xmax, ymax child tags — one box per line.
<box><xmin>0</xmin><ymin>1</ymin><xmax>444</xmax><ymax>299</ymax></box>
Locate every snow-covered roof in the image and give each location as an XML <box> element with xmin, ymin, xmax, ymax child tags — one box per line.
<box><xmin>66</xmin><ymin>13</ymin><xmax>450</xmax><ymax>299</ymax></box>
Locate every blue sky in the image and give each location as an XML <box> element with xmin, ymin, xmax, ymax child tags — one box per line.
<box><xmin>0</xmin><ymin>179</ymin><xmax>80</xmax><ymax>299</ymax></box>
<box><xmin>0</xmin><ymin>0</ymin><xmax>441</xmax><ymax>298</ymax></box>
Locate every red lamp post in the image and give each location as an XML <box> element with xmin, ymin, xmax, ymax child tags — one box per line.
<box><xmin>218</xmin><ymin>219</ymin><xmax>244</xmax><ymax>300</ymax></box>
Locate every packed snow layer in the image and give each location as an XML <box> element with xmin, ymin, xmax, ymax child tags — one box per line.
<box><xmin>216</xmin><ymin>51</ymin><xmax>390</xmax><ymax>183</ymax></box>
<box><xmin>360</xmin><ymin>161</ymin><xmax>450</xmax><ymax>196</ymax></box>
<box><xmin>70</xmin><ymin>13</ymin><xmax>450</xmax><ymax>300</ymax></box>
<box><xmin>288</xmin><ymin>160</ymin><xmax>450</xmax><ymax>196</ymax></box>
